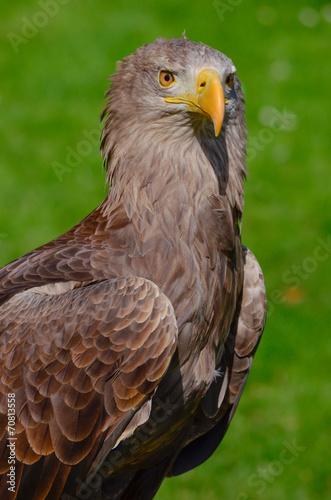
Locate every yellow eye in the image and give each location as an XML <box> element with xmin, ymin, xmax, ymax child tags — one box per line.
<box><xmin>225</xmin><ymin>73</ymin><xmax>234</xmax><ymax>88</ymax></box>
<box><xmin>159</xmin><ymin>70</ymin><xmax>175</xmax><ymax>87</ymax></box>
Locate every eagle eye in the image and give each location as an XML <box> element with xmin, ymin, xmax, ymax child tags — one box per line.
<box><xmin>225</xmin><ymin>73</ymin><xmax>234</xmax><ymax>88</ymax></box>
<box><xmin>159</xmin><ymin>70</ymin><xmax>175</xmax><ymax>87</ymax></box>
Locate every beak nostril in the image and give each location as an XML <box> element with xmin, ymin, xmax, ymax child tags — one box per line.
<box><xmin>200</xmin><ymin>82</ymin><xmax>206</xmax><ymax>88</ymax></box>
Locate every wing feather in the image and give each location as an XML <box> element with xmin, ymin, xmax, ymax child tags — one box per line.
<box><xmin>0</xmin><ymin>276</ymin><xmax>178</xmax><ymax>497</ymax></box>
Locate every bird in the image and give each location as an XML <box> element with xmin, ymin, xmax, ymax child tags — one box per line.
<box><xmin>0</xmin><ymin>35</ymin><xmax>266</xmax><ymax>499</ymax></box>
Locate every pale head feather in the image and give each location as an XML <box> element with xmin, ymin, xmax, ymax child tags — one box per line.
<box><xmin>100</xmin><ymin>37</ymin><xmax>248</xmax><ymax>213</ymax></box>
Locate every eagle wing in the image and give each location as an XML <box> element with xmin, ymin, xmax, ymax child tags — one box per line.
<box><xmin>0</xmin><ymin>275</ymin><xmax>177</xmax><ymax>498</ymax></box>
<box><xmin>169</xmin><ymin>247</ymin><xmax>266</xmax><ymax>475</ymax></box>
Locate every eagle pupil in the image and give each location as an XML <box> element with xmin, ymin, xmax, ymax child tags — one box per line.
<box><xmin>165</xmin><ymin>74</ymin><xmax>170</xmax><ymax>81</ymax></box>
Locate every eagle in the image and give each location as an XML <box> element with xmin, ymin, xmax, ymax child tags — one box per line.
<box><xmin>0</xmin><ymin>36</ymin><xmax>266</xmax><ymax>499</ymax></box>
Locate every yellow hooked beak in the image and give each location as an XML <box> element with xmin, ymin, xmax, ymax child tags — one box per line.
<box><xmin>164</xmin><ymin>69</ymin><xmax>225</xmax><ymax>137</ymax></box>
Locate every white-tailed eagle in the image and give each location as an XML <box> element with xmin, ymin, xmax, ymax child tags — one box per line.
<box><xmin>0</xmin><ymin>36</ymin><xmax>266</xmax><ymax>499</ymax></box>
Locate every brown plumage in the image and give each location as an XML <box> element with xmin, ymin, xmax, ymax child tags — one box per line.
<box><xmin>0</xmin><ymin>36</ymin><xmax>266</xmax><ymax>499</ymax></box>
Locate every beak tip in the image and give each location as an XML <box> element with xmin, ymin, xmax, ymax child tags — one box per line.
<box><xmin>213</xmin><ymin>120</ymin><xmax>222</xmax><ymax>137</ymax></box>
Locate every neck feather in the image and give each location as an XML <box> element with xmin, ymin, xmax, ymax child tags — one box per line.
<box><xmin>100</xmin><ymin>108</ymin><xmax>247</xmax><ymax>218</ymax></box>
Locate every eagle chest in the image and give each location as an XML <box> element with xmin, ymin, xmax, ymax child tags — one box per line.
<box><xmin>152</xmin><ymin>193</ymin><xmax>237</xmax><ymax>349</ymax></box>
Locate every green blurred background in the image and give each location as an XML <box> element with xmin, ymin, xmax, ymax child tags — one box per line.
<box><xmin>0</xmin><ymin>0</ymin><xmax>330</xmax><ymax>498</ymax></box>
